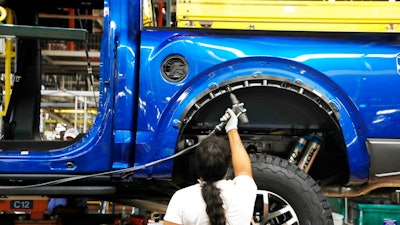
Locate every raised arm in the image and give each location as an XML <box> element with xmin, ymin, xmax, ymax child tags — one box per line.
<box><xmin>223</xmin><ymin>108</ymin><xmax>252</xmax><ymax>178</ymax></box>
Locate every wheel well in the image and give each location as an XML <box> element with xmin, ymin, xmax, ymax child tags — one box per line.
<box><xmin>173</xmin><ymin>78</ymin><xmax>350</xmax><ymax>187</ymax></box>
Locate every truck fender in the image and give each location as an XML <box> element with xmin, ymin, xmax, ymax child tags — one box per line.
<box><xmin>153</xmin><ymin>57</ymin><xmax>370</xmax><ymax>183</ymax></box>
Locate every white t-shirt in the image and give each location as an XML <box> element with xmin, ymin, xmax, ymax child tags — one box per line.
<box><xmin>164</xmin><ymin>175</ymin><xmax>257</xmax><ymax>225</ymax></box>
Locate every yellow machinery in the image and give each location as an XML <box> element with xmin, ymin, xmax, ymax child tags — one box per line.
<box><xmin>176</xmin><ymin>0</ymin><xmax>400</xmax><ymax>32</ymax></box>
<box><xmin>0</xmin><ymin>7</ymin><xmax>13</xmax><ymax>117</ymax></box>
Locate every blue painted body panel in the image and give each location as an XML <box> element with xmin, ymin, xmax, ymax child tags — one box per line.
<box><xmin>0</xmin><ymin>0</ymin><xmax>399</xmax><ymax>185</ymax></box>
<box><xmin>136</xmin><ymin>30</ymin><xmax>400</xmax><ymax>182</ymax></box>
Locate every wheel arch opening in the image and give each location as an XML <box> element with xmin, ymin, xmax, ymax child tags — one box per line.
<box><xmin>173</xmin><ymin>76</ymin><xmax>350</xmax><ymax>187</ymax></box>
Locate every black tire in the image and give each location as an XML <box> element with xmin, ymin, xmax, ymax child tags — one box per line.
<box><xmin>251</xmin><ymin>154</ymin><xmax>334</xmax><ymax>225</ymax></box>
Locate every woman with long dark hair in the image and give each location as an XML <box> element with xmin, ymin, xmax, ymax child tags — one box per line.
<box><xmin>164</xmin><ymin>108</ymin><xmax>257</xmax><ymax>225</ymax></box>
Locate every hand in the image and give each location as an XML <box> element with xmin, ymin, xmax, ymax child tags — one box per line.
<box><xmin>220</xmin><ymin>108</ymin><xmax>238</xmax><ymax>133</ymax></box>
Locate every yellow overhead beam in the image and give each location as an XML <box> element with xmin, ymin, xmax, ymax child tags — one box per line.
<box><xmin>177</xmin><ymin>0</ymin><xmax>400</xmax><ymax>32</ymax></box>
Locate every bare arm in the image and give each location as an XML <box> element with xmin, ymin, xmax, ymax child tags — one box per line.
<box><xmin>228</xmin><ymin>128</ymin><xmax>252</xmax><ymax>178</ymax></box>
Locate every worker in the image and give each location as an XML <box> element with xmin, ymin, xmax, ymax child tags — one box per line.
<box><xmin>47</xmin><ymin>198</ymin><xmax>67</xmax><ymax>213</ymax></box>
<box><xmin>63</xmin><ymin>127</ymin><xmax>80</xmax><ymax>140</ymax></box>
<box><xmin>164</xmin><ymin>108</ymin><xmax>257</xmax><ymax>225</ymax></box>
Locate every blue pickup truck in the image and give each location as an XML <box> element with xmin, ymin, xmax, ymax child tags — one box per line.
<box><xmin>1</xmin><ymin>0</ymin><xmax>400</xmax><ymax>224</ymax></box>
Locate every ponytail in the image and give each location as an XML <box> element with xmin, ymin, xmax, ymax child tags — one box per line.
<box><xmin>201</xmin><ymin>182</ymin><xmax>225</xmax><ymax>225</ymax></box>
<box><xmin>195</xmin><ymin>135</ymin><xmax>231</xmax><ymax>225</ymax></box>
